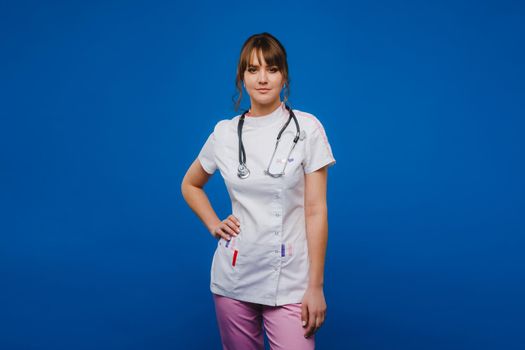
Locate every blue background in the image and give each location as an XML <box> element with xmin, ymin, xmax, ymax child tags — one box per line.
<box><xmin>1</xmin><ymin>0</ymin><xmax>524</xmax><ymax>349</ymax></box>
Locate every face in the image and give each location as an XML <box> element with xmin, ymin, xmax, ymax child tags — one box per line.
<box><xmin>243</xmin><ymin>49</ymin><xmax>285</xmax><ymax>107</ymax></box>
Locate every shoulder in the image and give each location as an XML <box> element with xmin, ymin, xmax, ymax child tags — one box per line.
<box><xmin>291</xmin><ymin>108</ymin><xmax>328</xmax><ymax>133</ymax></box>
<box><xmin>210</xmin><ymin>114</ymin><xmax>240</xmax><ymax>139</ymax></box>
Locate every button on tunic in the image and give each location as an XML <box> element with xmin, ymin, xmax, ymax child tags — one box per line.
<box><xmin>198</xmin><ymin>102</ymin><xmax>336</xmax><ymax>306</ymax></box>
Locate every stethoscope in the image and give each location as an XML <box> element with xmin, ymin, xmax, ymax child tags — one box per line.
<box><xmin>237</xmin><ymin>103</ymin><xmax>302</xmax><ymax>179</ymax></box>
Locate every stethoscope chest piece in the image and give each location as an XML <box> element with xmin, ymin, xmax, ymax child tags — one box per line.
<box><xmin>237</xmin><ymin>163</ymin><xmax>250</xmax><ymax>179</ymax></box>
<box><xmin>299</xmin><ymin>130</ymin><xmax>306</xmax><ymax>141</ymax></box>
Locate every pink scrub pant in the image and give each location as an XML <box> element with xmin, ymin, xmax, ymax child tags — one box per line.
<box><xmin>212</xmin><ymin>293</ymin><xmax>315</xmax><ymax>350</ymax></box>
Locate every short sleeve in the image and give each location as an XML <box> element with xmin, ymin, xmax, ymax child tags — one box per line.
<box><xmin>302</xmin><ymin>121</ymin><xmax>336</xmax><ymax>174</ymax></box>
<box><xmin>198</xmin><ymin>131</ymin><xmax>218</xmax><ymax>175</ymax></box>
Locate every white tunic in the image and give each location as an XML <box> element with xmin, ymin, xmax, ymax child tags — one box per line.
<box><xmin>198</xmin><ymin>102</ymin><xmax>336</xmax><ymax>306</ymax></box>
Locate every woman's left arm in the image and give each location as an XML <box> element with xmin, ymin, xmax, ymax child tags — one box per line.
<box><xmin>301</xmin><ymin>165</ymin><xmax>329</xmax><ymax>338</ymax></box>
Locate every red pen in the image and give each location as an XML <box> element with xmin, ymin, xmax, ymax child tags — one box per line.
<box><xmin>232</xmin><ymin>249</ymin><xmax>238</xmax><ymax>266</ymax></box>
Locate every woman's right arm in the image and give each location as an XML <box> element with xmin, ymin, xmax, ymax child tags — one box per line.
<box><xmin>180</xmin><ymin>159</ymin><xmax>240</xmax><ymax>240</ymax></box>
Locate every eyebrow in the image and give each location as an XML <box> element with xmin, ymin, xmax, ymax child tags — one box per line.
<box><xmin>247</xmin><ymin>64</ymin><xmax>278</xmax><ymax>68</ymax></box>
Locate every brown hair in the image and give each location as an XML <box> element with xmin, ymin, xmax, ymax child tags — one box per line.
<box><xmin>232</xmin><ymin>32</ymin><xmax>290</xmax><ymax>111</ymax></box>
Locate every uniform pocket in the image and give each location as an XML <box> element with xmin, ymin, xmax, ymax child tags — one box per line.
<box><xmin>210</xmin><ymin>238</ymin><xmax>238</xmax><ymax>292</ymax></box>
<box><xmin>233</xmin><ymin>240</ymin><xmax>278</xmax><ymax>298</ymax></box>
<box><xmin>279</xmin><ymin>239</ymin><xmax>309</xmax><ymax>296</ymax></box>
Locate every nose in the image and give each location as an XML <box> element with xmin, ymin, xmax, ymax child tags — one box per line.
<box><xmin>257</xmin><ymin>69</ymin><xmax>268</xmax><ymax>84</ymax></box>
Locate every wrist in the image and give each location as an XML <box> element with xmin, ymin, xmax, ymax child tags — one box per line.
<box><xmin>207</xmin><ymin>219</ymin><xmax>221</xmax><ymax>234</ymax></box>
<box><xmin>307</xmin><ymin>282</ymin><xmax>324</xmax><ymax>290</ymax></box>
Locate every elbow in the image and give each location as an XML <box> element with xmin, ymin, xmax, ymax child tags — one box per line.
<box><xmin>180</xmin><ymin>180</ymin><xmax>187</xmax><ymax>201</ymax></box>
<box><xmin>180</xmin><ymin>175</ymin><xmax>192</xmax><ymax>200</ymax></box>
<box><xmin>305</xmin><ymin>203</ymin><xmax>327</xmax><ymax>217</ymax></box>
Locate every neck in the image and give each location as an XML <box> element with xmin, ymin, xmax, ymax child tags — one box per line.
<box><xmin>248</xmin><ymin>99</ymin><xmax>282</xmax><ymax>116</ymax></box>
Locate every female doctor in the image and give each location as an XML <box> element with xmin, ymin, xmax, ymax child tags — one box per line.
<box><xmin>181</xmin><ymin>32</ymin><xmax>336</xmax><ymax>350</ymax></box>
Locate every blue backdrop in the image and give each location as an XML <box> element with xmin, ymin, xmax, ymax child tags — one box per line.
<box><xmin>1</xmin><ymin>1</ymin><xmax>524</xmax><ymax>349</ymax></box>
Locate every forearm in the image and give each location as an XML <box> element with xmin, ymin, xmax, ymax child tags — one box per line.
<box><xmin>305</xmin><ymin>206</ymin><xmax>328</xmax><ymax>288</ymax></box>
<box><xmin>181</xmin><ymin>184</ymin><xmax>221</xmax><ymax>234</ymax></box>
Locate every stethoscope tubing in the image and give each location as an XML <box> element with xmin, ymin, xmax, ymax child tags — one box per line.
<box><xmin>237</xmin><ymin>103</ymin><xmax>300</xmax><ymax>179</ymax></box>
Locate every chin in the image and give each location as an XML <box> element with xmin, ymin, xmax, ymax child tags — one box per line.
<box><xmin>254</xmin><ymin>95</ymin><xmax>279</xmax><ymax>104</ymax></box>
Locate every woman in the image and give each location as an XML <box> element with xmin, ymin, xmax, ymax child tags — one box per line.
<box><xmin>181</xmin><ymin>32</ymin><xmax>336</xmax><ymax>350</ymax></box>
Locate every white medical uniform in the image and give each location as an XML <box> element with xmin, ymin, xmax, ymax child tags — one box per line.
<box><xmin>198</xmin><ymin>102</ymin><xmax>336</xmax><ymax>306</ymax></box>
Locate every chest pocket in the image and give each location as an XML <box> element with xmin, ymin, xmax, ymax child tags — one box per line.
<box><xmin>267</xmin><ymin>128</ymin><xmax>305</xmax><ymax>189</ymax></box>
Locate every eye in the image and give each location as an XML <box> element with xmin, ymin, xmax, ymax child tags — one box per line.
<box><xmin>247</xmin><ymin>67</ymin><xmax>257</xmax><ymax>73</ymax></box>
<box><xmin>269</xmin><ymin>67</ymin><xmax>279</xmax><ymax>73</ymax></box>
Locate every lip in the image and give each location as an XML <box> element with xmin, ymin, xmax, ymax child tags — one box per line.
<box><xmin>256</xmin><ymin>88</ymin><xmax>271</xmax><ymax>93</ymax></box>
